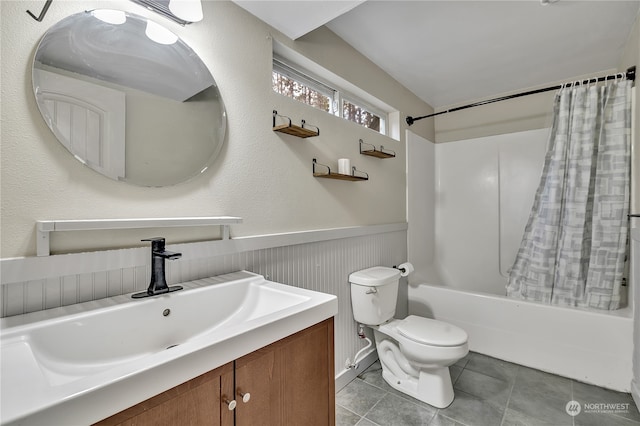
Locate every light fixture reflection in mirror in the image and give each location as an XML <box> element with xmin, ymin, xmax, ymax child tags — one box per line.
<box><xmin>92</xmin><ymin>9</ymin><xmax>127</xmax><ymax>24</ymax></box>
<box><xmin>168</xmin><ymin>0</ymin><xmax>203</xmax><ymax>22</ymax></box>
<box><xmin>131</xmin><ymin>0</ymin><xmax>203</xmax><ymax>25</ymax></box>
<box><xmin>145</xmin><ymin>20</ymin><xmax>178</xmax><ymax>44</ymax></box>
<box><xmin>32</xmin><ymin>10</ymin><xmax>226</xmax><ymax>187</ymax></box>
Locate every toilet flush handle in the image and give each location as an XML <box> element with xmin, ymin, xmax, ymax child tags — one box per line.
<box><xmin>365</xmin><ymin>287</ymin><xmax>378</xmax><ymax>294</ymax></box>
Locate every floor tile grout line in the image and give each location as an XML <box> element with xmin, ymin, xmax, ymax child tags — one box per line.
<box><xmin>437</xmin><ymin>412</ymin><xmax>474</xmax><ymax>426</ymax></box>
<box><xmin>356</xmin><ymin>378</ymin><xmax>442</xmax><ymax>425</ymax></box>
<box><xmin>571</xmin><ymin>380</ymin><xmax>575</xmax><ymax>426</ymax></box>
<box><xmin>359</xmin><ymin>371</ymin><xmax>444</xmax><ymax>413</ymax></box>
<box><xmin>359</xmin><ymin>390</ymin><xmax>389</xmax><ymax>425</ymax></box>
<box><xmin>356</xmin><ymin>416</ymin><xmax>382</xmax><ymax>426</ymax></box>
<box><xmin>337</xmin><ymin>378</ymin><xmax>388</xmax><ymax>423</ymax></box>
<box><xmin>608</xmin><ymin>412</ymin><xmax>640</xmax><ymax>425</ymax></box>
<box><xmin>336</xmin><ymin>402</ymin><xmax>365</xmax><ymax>424</ymax></box>
<box><xmin>499</xmin><ymin>364</ymin><xmax>520</xmax><ymax>426</ymax></box>
<box><xmin>462</xmin><ymin>354</ymin><xmax>520</xmax><ymax>384</ymax></box>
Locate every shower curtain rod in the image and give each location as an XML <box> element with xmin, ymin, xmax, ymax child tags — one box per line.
<box><xmin>406</xmin><ymin>66</ymin><xmax>636</xmax><ymax>126</ymax></box>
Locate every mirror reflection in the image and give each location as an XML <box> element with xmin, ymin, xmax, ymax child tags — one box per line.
<box><xmin>32</xmin><ymin>10</ymin><xmax>226</xmax><ymax>187</ymax></box>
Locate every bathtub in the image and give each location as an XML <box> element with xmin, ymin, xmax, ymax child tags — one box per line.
<box><xmin>408</xmin><ymin>282</ymin><xmax>633</xmax><ymax>392</ymax></box>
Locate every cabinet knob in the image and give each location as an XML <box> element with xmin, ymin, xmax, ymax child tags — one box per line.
<box><xmin>238</xmin><ymin>391</ymin><xmax>251</xmax><ymax>403</ymax></box>
<box><xmin>223</xmin><ymin>398</ymin><xmax>237</xmax><ymax>411</ymax></box>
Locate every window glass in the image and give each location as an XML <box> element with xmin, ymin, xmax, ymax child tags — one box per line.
<box><xmin>272</xmin><ymin>69</ymin><xmax>333</xmax><ymax>113</ymax></box>
<box><xmin>342</xmin><ymin>99</ymin><xmax>381</xmax><ymax>132</ymax></box>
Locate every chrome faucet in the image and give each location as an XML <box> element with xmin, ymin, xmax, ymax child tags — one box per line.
<box><xmin>132</xmin><ymin>237</ymin><xmax>183</xmax><ymax>299</ymax></box>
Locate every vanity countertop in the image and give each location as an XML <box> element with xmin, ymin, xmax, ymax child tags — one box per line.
<box><xmin>0</xmin><ymin>271</ymin><xmax>338</xmax><ymax>425</ymax></box>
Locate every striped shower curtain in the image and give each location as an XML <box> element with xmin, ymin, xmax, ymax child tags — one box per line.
<box><xmin>506</xmin><ymin>79</ymin><xmax>632</xmax><ymax>310</ymax></box>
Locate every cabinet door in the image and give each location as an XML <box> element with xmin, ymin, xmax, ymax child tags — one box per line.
<box><xmin>94</xmin><ymin>363</ymin><xmax>234</xmax><ymax>426</ymax></box>
<box><xmin>281</xmin><ymin>318</ymin><xmax>335</xmax><ymax>426</ymax></box>
<box><xmin>235</xmin><ymin>318</ymin><xmax>335</xmax><ymax>426</ymax></box>
<box><xmin>234</xmin><ymin>345</ymin><xmax>282</xmax><ymax>425</ymax></box>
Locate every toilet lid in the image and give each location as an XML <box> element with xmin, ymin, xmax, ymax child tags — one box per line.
<box><xmin>397</xmin><ymin>315</ymin><xmax>467</xmax><ymax>347</ymax></box>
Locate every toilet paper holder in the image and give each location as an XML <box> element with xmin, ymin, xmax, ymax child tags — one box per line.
<box><xmin>393</xmin><ymin>262</ymin><xmax>414</xmax><ymax>277</ymax></box>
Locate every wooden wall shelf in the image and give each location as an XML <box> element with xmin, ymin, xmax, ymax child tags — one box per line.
<box><xmin>313</xmin><ymin>172</ymin><xmax>368</xmax><ymax>182</ymax></box>
<box><xmin>312</xmin><ymin>159</ymin><xmax>368</xmax><ymax>181</ymax></box>
<box><xmin>273</xmin><ymin>110</ymin><xmax>319</xmax><ymax>138</ymax></box>
<box><xmin>35</xmin><ymin>216</ymin><xmax>243</xmax><ymax>256</ymax></box>
<box><xmin>359</xmin><ymin>139</ymin><xmax>395</xmax><ymax>158</ymax></box>
<box><xmin>273</xmin><ymin>124</ymin><xmax>318</xmax><ymax>138</ymax></box>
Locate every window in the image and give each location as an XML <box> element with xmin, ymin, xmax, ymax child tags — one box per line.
<box><xmin>272</xmin><ymin>59</ymin><xmax>336</xmax><ymax>114</ymax></box>
<box><xmin>272</xmin><ymin>57</ymin><xmax>387</xmax><ymax>135</ymax></box>
<box><xmin>342</xmin><ymin>98</ymin><xmax>383</xmax><ymax>133</ymax></box>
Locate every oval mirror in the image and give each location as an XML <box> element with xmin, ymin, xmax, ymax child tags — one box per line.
<box><xmin>32</xmin><ymin>9</ymin><xmax>226</xmax><ymax>187</ymax></box>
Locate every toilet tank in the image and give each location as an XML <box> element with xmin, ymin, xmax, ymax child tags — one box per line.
<box><xmin>349</xmin><ymin>266</ymin><xmax>401</xmax><ymax>325</ymax></box>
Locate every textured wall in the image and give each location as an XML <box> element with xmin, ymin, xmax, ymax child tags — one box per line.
<box><xmin>0</xmin><ymin>1</ymin><xmax>433</xmax><ymax>258</ymax></box>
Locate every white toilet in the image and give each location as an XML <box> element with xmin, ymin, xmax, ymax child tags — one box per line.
<box><xmin>349</xmin><ymin>266</ymin><xmax>468</xmax><ymax>408</ymax></box>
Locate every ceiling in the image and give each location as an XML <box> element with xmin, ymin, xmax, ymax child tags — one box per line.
<box><xmin>234</xmin><ymin>1</ymin><xmax>640</xmax><ymax>109</ymax></box>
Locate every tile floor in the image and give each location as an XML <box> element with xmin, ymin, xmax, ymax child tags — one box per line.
<box><xmin>336</xmin><ymin>352</ymin><xmax>640</xmax><ymax>426</ymax></box>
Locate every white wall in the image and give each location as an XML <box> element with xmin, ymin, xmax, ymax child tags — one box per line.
<box><xmin>0</xmin><ymin>0</ymin><xmax>433</xmax><ymax>258</ymax></box>
<box><xmin>632</xmin><ymin>229</ymin><xmax>640</xmax><ymax>407</ymax></box>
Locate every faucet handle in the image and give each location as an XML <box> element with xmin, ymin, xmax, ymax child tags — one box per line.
<box><xmin>142</xmin><ymin>237</ymin><xmax>166</xmax><ymax>251</ymax></box>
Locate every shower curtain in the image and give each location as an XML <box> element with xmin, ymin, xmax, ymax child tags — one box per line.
<box><xmin>507</xmin><ymin>79</ymin><xmax>632</xmax><ymax>310</ymax></box>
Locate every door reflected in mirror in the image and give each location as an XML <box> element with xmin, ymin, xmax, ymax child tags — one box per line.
<box><xmin>32</xmin><ymin>9</ymin><xmax>226</xmax><ymax>187</ymax></box>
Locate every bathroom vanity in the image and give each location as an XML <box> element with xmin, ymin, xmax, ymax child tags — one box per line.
<box><xmin>95</xmin><ymin>318</ymin><xmax>334</xmax><ymax>426</ymax></box>
<box><xmin>0</xmin><ymin>271</ymin><xmax>338</xmax><ymax>425</ymax></box>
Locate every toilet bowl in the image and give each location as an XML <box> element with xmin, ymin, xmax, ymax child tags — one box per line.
<box><xmin>349</xmin><ymin>266</ymin><xmax>468</xmax><ymax>408</ymax></box>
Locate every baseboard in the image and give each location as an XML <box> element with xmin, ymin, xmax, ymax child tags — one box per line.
<box><xmin>632</xmin><ymin>379</ymin><xmax>640</xmax><ymax>410</ymax></box>
<box><xmin>334</xmin><ymin>349</ymin><xmax>378</xmax><ymax>392</ymax></box>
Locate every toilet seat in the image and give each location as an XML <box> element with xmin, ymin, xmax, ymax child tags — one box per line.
<box><xmin>396</xmin><ymin>315</ymin><xmax>467</xmax><ymax>347</ymax></box>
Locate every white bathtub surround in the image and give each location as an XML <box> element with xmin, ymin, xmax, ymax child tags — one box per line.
<box><xmin>407</xmin><ymin>128</ymin><xmax>550</xmax><ymax>295</ymax></box>
<box><xmin>632</xmin><ymin>228</ymin><xmax>640</xmax><ymax>407</ymax></box>
<box><xmin>409</xmin><ymin>283</ymin><xmax>633</xmax><ymax>392</ymax></box>
<box><xmin>508</xmin><ymin>80</ymin><xmax>632</xmax><ymax>310</ymax></box>
<box><xmin>0</xmin><ymin>223</ymin><xmax>407</xmax><ymax>392</ymax></box>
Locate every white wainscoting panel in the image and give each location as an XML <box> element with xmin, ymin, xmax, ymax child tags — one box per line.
<box><xmin>1</xmin><ymin>224</ymin><xmax>407</xmax><ymax>387</ymax></box>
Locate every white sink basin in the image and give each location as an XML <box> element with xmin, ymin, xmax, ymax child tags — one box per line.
<box><xmin>0</xmin><ymin>271</ymin><xmax>337</xmax><ymax>425</ymax></box>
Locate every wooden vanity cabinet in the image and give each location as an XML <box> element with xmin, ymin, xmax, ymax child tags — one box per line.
<box><xmin>234</xmin><ymin>318</ymin><xmax>335</xmax><ymax>426</ymax></box>
<box><xmin>94</xmin><ymin>362</ymin><xmax>234</xmax><ymax>426</ymax></box>
<box><xmin>94</xmin><ymin>318</ymin><xmax>334</xmax><ymax>426</ymax></box>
